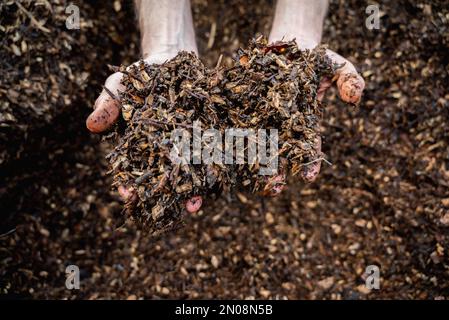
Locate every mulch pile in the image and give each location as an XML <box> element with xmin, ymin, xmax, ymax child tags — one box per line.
<box><xmin>1</xmin><ymin>0</ymin><xmax>448</xmax><ymax>299</ymax></box>
<box><xmin>0</xmin><ymin>0</ymin><xmax>137</xmax><ymax>167</ymax></box>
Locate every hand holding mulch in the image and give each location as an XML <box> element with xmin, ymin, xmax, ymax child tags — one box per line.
<box><xmin>88</xmin><ymin>37</ymin><xmax>364</xmax><ymax>234</ymax></box>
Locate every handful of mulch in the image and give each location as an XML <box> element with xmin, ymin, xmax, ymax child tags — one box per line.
<box><xmin>105</xmin><ymin>37</ymin><xmax>339</xmax><ymax>234</ymax></box>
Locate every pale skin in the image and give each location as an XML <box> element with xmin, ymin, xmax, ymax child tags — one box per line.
<box><xmin>86</xmin><ymin>0</ymin><xmax>365</xmax><ymax>211</ymax></box>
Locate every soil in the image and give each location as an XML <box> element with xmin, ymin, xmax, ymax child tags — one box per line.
<box><xmin>1</xmin><ymin>0</ymin><xmax>448</xmax><ymax>299</ymax></box>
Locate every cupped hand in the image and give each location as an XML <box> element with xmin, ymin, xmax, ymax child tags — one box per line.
<box><xmin>304</xmin><ymin>49</ymin><xmax>365</xmax><ymax>181</ymax></box>
<box><xmin>86</xmin><ymin>54</ymin><xmax>203</xmax><ymax>214</ymax></box>
<box><xmin>267</xmin><ymin>48</ymin><xmax>365</xmax><ymax>194</ymax></box>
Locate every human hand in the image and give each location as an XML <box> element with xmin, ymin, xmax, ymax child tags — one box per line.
<box><xmin>265</xmin><ymin>46</ymin><xmax>365</xmax><ymax>195</ymax></box>
<box><xmin>265</xmin><ymin>0</ymin><xmax>365</xmax><ymax>194</ymax></box>
<box><xmin>86</xmin><ymin>54</ymin><xmax>203</xmax><ymax>213</ymax></box>
<box><xmin>304</xmin><ymin>48</ymin><xmax>365</xmax><ymax>181</ymax></box>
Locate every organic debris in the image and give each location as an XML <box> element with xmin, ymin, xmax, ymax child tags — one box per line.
<box><xmin>0</xmin><ymin>0</ymin><xmax>137</xmax><ymax>166</ymax></box>
<box><xmin>106</xmin><ymin>38</ymin><xmax>338</xmax><ymax>233</ymax></box>
<box><xmin>1</xmin><ymin>0</ymin><xmax>448</xmax><ymax>300</ymax></box>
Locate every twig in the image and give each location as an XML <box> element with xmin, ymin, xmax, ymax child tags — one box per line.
<box><xmin>215</xmin><ymin>54</ymin><xmax>223</xmax><ymax>70</ymax></box>
<box><xmin>120</xmin><ymin>69</ymin><xmax>145</xmax><ymax>82</ymax></box>
<box><xmin>135</xmin><ymin>171</ymin><xmax>153</xmax><ymax>185</ymax></box>
<box><xmin>207</xmin><ymin>22</ymin><xmax>217</xmax><ymax>49</ymax></box>
<box><xmin>102</xmin><ymin>85</ymin><xmax>119</xmax><ymax>101</ymax></box>
<box><xmin>15</xmin><ymin>1</ymin><xmax>51</xmax><ymax>33</ymax></box>
<box><xmin>300</xmin><ymin>157</ymin><xmax>333</xmax><ymax>167</ymax></box>
<box><xmin>0</xmin><ymin>228</ymin><xmax>16</xmax><ymax>238</ymax></box>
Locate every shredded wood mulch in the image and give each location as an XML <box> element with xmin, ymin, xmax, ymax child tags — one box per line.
<box><xmin>1</xmin><ymin>0</ymin><xmax>448</xmax><ymax>299</ymax></box>
<box><xmin>0</xmin><ymin>0</ymin><xmax>137</xmax><ymax>166</ymax></box>
<box><xmin>106</xmin><ymin>38</ymin><xmax>337</xmax><ymax>233</ymax></box>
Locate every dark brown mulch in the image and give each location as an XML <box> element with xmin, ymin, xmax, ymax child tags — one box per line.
<box><xmin>0</xmin><ymin>0</ymin><xmax>138</xmax><ymax>166</ymax></box>
<box><xmin>1</xmin><ymin>0</ymin><xmax>448</xmax><ymax>299</ymax></box>
<box><xmin>107</xmin><ymin>39</ymin><xmax>335</xmax><ymax>233</ymax></box>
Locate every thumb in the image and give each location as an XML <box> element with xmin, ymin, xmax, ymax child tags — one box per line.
<box><xmin>86</xmin><ymin>72</ymin><xmax>124</xmax><ymax>133</ymax></box>
<box><xmin>336</xmin><ymin>71</ymin><xmax>365</xmax><ymax>104</ymax></box>
<box><xmin>326</xmin><ymin>50</ymin><xmax>365</xmax><ymax>104</ymax></box>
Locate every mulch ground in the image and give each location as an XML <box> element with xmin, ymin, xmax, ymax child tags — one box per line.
<box><xmin>0</xmin><ymin>0</ymin><xmax>448</xmax><ymax>299</ymax></box>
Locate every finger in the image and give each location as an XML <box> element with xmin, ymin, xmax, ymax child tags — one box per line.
<box><xmin>86</xmin><ymin>72</ymin><xmax>124</xmax><ymax>133</ymax></box>
<box><xmin>118</xmin><ymin>185</ymin><xmax>136</xmax><ymax>203</ymax></box>
<box><xmin>118</xmin><ymin>185</ymin><xmax>202</xmax><ymax>214</ymax></box>
<box><xmin>317</xmin><ymin>77</ymin><xmax>332</xmax><ymax>101</ymax></box>
<box><xmin>326</xmin><ymin>50</ymin><xmax>365</xmax><ymax>104</ymax></box>
<box><xmin>302</xmin><ymin>136</ymin><xmax>322</xmax><ymax>182</ymax></box>
<box><xmin>337</xmin><ymin>72</ymin><xmax>365</xmax><ymax>104</ymax></box>
<box><xmin>265</xmin><ymin>157</ymin><xmax>288</xmax><ymax>196</ymax></box>
<box><xmin>185</xmin><ymin>196</ymin><xmax>202</xmax><ymax>213</ymax></box>
<box><xmin>267</xmin><ymin>174</ymin><xmax>285</xmax><ymax>197</ymax></box>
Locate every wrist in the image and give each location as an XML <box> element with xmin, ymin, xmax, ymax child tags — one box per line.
<box><xmin>269</xmin><ymin>33</ymin><xmax>320</xmax><ymax>49</ymax></box>
<box><xmin>269</xmin><ymin>0</ymin><xmax>328</xmax><ymax>49</ymax></box>
<box><xmin>141</xmin><ymin>30</ymin><xmax>198</xmax><ymax>57</ymax></box>
<box><xmin>141</xmin><ymin>43</ymin><xmax>181</xmax><ymax>63</ymax></box>
<box><xmin>137</xmin><ymin>0</ymin><xmax>198</xmax><ymax>61</ymax></box>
